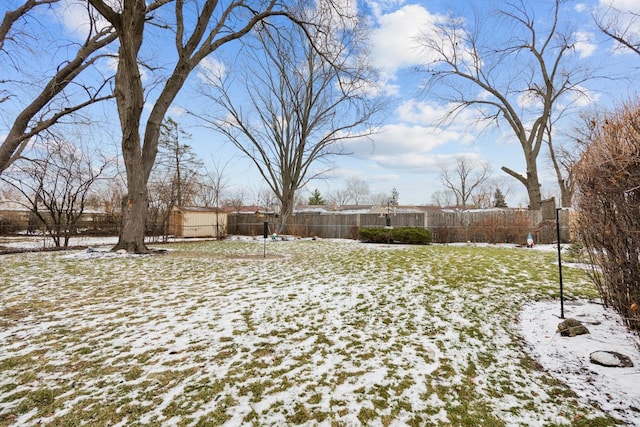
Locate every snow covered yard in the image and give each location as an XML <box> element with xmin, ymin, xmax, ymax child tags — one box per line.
<box><xmin>0</xmin><ymin>239</ymin><xmax>636</xmax><ymax>426</ymax></box>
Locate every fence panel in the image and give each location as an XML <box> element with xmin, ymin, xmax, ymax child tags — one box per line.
<box><xmin>226</xmin><ymin>208</ymin><xmax>567</xmax><ymax>244</ymax></box>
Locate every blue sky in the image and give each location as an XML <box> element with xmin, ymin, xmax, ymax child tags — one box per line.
<box><xmin>3</xmin><ymin>0</ymin><xmax>640</xmax><ymax>207</ymax></box>
<box><xmin>192</xmin><ymin>0</ymin><xmax>639</xmax><ymax>206</ymax></box>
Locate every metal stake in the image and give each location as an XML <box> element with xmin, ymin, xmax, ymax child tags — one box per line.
<box><xmin>556</xmin><ymin>208</ymin><xmax>565</xmax><ymax>319</ymax></box>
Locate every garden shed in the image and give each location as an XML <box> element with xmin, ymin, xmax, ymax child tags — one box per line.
<box><xmin>169</xmin><ymin>206</ymin><xmax>227</xmax><ymax>238</ymax></box>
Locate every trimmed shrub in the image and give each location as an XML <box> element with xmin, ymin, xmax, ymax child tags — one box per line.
<box><xmin>359</xmin><ymin>227</ymin><xmax>432</xmax><ymax>245</ymax></box>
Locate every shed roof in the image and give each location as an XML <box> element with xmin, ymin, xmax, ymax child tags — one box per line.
<box><xmin>173</xmin><ymin>206</ymin><xmax>226</xmax><ymax>213</ymax></box>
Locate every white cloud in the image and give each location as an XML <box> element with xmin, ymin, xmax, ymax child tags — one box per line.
<box><xmin>341</xmin><ymin>122</ymin><xmax>476</xmax><ymax>172</ymax></box>
<box><xmin>599</xmin><ymin>0</ymin><xmax>640</xmax><ymax>12</ymax></box>
<box><xmin>574</xmin><ymin>3</ymin><xmax>588</xmax><ymax>13</ymax></box>
<box><xmin>369</xmin><ymin>4</ymin><xmax>440</xmax><ymax>86</ymax></box>
<box><xmin>197</xmin><ymin>57</ymin><xmax>227</xmax><ymax>84</ymax></box>
<box><xmin>396</xmin><ymin>99</ymin><xmax>487</xmax><ymax>143</ymax></box>
<box><xmin>397</xmin><ymin>100</ymin><xmax>447</xmax><ymax>124</ymax></box>
<box><xmin>54</xmin><ymin>0</ymin><xmax>113</xmax><ymax>40</ymax></box>
<box><xmin>573</xmin><ymin>31</ymin><xmax>597</xmax><ymax>58</ymax></box>
<box><xmin>559</xmin><ymin>85</ymin><xmax>601</xmax><ymax>108</ymax></box>
<box><xmin>168</xmin><ymin>106</ymin><xmax>186</xmax><ymax>117</ymax></box>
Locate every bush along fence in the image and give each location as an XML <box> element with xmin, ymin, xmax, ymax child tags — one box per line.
<box><xmin>359</xmin><ymin>227</ymin><xmax>433</xmax><ymax>245</ymax></box>
<box><xmin>227</xmin><ymin>202</ymin><xmax>568</xmax><ymax>245</ymax></box>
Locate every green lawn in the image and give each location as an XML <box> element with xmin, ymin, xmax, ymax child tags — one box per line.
<box><xmin>0</xmin><ymin>240</ymin><xmax>616</xmax><ymax>426</ymax></box>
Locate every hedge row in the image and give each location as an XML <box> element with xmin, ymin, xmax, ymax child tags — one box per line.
<box><xmin>358</xmin><ymin>227</ymin><xmax>432</xmax><ymax>245</ymax></box>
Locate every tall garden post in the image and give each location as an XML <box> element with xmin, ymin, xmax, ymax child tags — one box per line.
<box><xmin>556</xmin><ymin>208</ymin><xmax>565</xmax><ymax>319</ymax></box>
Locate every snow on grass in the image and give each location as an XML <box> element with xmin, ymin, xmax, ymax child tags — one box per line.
<box><xmin>521</xmin><ymin>300</ymin><xmax>640</xmax><ymax>426</ymax></box>
<box><xmin>0</xmin><ymin>239</ymin><xmax>632</xmax><ymax>426</ymax></box>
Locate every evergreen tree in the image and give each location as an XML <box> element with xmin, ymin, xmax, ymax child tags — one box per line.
<box><xmin>390</xmin><ymin>187</ymin><xmax>399</xmax><ymax>207</ymax></box>
<box><xmin>493</xmin><ymin>188</ymin><xmax>507</xmax><ymax>208</ymax></box>
<box><xmin>308</xmin><ymin>189</ymin><xmax>326</xmax><ymax>205</ymax></box>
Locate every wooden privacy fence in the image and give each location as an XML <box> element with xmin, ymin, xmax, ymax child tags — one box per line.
<box><xmin>227</xmin><ymin>207</ymin><xmax>569</xmax><ymax>244</ymax></box>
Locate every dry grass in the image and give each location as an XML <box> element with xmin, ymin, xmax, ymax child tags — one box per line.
<box><xmin>0</xmin><ymin>240</ymin><xmax>615</xmax><ymax>426</ymax></box>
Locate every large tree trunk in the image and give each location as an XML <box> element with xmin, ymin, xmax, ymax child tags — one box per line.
<box><xmin>278</xmin><ymin>190</ymin><xmax>295</xmax><ymax>234</ymax></box>
<box><xmin>525</xmin><ymin>167</ymin><xmax>543</xmax><ymax>210</ymax></box>
<box><xmin>116</xmin><ymin>187</ymin><xmax>149</xmax><ymax>253</ymax></box>
<box><xmin>108</xmin><ymin>0</ymin><xmax>148</xmax><ymax>253</ymax></box>
<box><xmin>502</xmin><ymin>159</ymin><xmax>543</xmax><ymax>210</ymax></box>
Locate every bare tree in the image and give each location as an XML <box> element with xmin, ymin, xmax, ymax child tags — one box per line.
<box><xmin>147</xmin><ymin>118</ymin><xmax>203</xmax><ymax>240</ymax></box>
<box><xmin>440</xmin><ymin>156</ymin><xmax>491</xmax><ymax>209</ymax></box>
<box><xmin>0</xmin><ymin>0</ymin><xmax>117</xmax><ymax>175</ymax></box>
<box><xmin>198</xmin><ymin>158</ymin><xmax>230</xmax><ymax>208</ymax></box>
<box><xmin>197</xmin><ymin>158</ymin><xmax>230</xmax><ymax>238</ymax></box>
<box><xmin>595</xmin><ymin>4</ymin><xmax>640</xmax><ymax>56</ymax></box>
<box><xmin>225</xmin><ymin>190</ymin><xmax>246</xmax><ymax>214</ymax></box>
<box><xmin>431</xmin><ymin>189</ymin><xmax>456</xmax><ymax>207</ymax></box>
<box><xmin>417</xmin><ymin>0</ymin><xmax>597</xmax><ymax>209</ymax></box>
<box><xmin>369</xmin><ymin>192</ymin><xmax>390</xmax><ymax>206</ymax></box>
<box><xmin>88</xmin><ymin>0</ymin><xmax>360</xmax><ymax>252</ymax></box>
<box><xmin>253</xmin><ymin>187</ymin><xmax>279</xmax><ymax>211</ymax></box>
<box><xmin>0</xmin><ymin>131</ymin><xmax>115</xmax><ymax>247</ymax></box>
<box><xmin>326</xmin><ymin>188</ymin><xmax>350</xmax><ymax>207</ymax></box>
<box><xmin>344</xmin><ymin>177</ymin><xmax>371</xmax><ymax>205</ymax></box>
<box><xmin>197</xmin><ymin>17</ymin><xmax>383</xmax><ymax>232</ymax></box>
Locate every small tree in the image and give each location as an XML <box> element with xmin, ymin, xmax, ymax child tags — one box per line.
<box><xmin>1</xmin><ymin>132</ymin><xmax>114</xmax><ymax>247</ymax></box>
<box><xmin>431</xmin><ymin>190</ymin><xmax>456</xmax><ymax>207</ymax></box>
<box><xmin>493</xmin><ymin>188</ymin><xmax>507</xmax><ymax>208</ymax></box>
<box><xmin>308</xmin><ymin>189</ymin><xmax>326</xmax><ymax>205</ymax></box>
<box><xmin>326</xmin><ymin>188</ymin><xmax>350</xmax><ymax>207</ymax></box>
<box><xmin>573</xmin><ymin>101</ymin><xmax>640</xmax><ymax>332</ymax></box>
<box><xmin>389</xmin><ymin>187</ymin><xmax>399</xmax><ymax>207</ymax></box>
<box><xmin>345</xmin><ymin>177</ymin><xmax>371</xmax><ymax>205</ymax></box>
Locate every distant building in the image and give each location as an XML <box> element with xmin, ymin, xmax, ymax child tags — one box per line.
<box><xmin>169</xmin><ymin>206</ymin><xmax>227</xmax><ymax>238</ymax></box>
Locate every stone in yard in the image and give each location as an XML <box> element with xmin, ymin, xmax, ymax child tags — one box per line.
<box><xmin>557</xmin><ymin>318</ymin><xmax>590</xmax><ymax>337</ymax></box>
<box><xmin>590</xmin><ymin>351</ymin><xmax>634</xmax><ymax>368</ymax></box>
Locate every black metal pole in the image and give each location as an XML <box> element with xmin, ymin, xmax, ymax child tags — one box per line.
<box><xmin>263</xmin><ymin>221</ymin><xmax>268</xmax><ymax>258</ymax></box>
<box><xmin>556</xmin><ymin>208</ymin><xmax>565</xmax><ymax>319</ymax></box>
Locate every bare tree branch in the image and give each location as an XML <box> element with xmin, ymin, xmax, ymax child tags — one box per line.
<box><xmin>0</xmin><ymin>1</ymin><xmax>117</xmax><ymax>175</ymax></box>
<box><xmin>194</xmin><ymin>20</ymin><xmax>383</xmax><ymax>231</ymax></box>
<box><xmin>417</xmin><ymin>0</ymin><xmax>597</xmax><ymax>209</ymax></box>
<box><xmin>0</xmin><ymin>0</ymin><xmax>59</xmax><ymax>52</ymax></box>
<box><xmin>595</xmin><ymin>6</ymin><xmax>640</xmax><ymax>56</ymax></box>
<box><xmin>441</xmin><ymin>156</ymin><xmax>491</xmax><ymax>209</ymax></box>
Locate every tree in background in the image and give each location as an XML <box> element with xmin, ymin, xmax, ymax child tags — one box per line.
<box><xmin>197</xmin><ymin>159</ymin><xmax>230</xmax><ymax>209</ymax></box>
<box><xmin>417</xmin><ymin>0</ymin><xmax>597</xmax><ymax>209</ymax></box>
<box><xmin>147</xmin><ymin>118</ymin><xmax>203</xmax><ymax>240</ymax></box>
<box><xmin>326</xmin><ymin>188</ymin><xmax>350</xmax><ymax>207</ymax></box>
<box><xmin>431</xmin><ymin>190</ymin><xmax>456</xmax><ymax>207</ymax></box>
<box><xmin>440</xmin><ymin>156</ymin><xmax>491</xmax><ymax>209</ymax></box>
<box><xmin>0</xmin><ymin>0</ymin><xmax>116</xmax><ymax>175</ymax></box>
<box><xmin>345</xmin><ymin>177</ymin><xmax>371</xmax><ymax>205</ymax></box>
<box><xmin>87</xmin><ymin>0</ymin><xmax>355</xmax><ymax>252</ymax></box>
<box><xmin>0</xmin><ymin>131</ymin><xmax>115</xmax><ymax>247</ymax></box>
<box><xmin>198</xmin><ymin>15</ymin><xmax>383</xmax><ymax>232</ymax></box>
<box><xmin>253</xmin><ymin>188</ymin><xmax>279</xmax><ymax>212</ymax></box>
<box><xmin>573</xmin><ymin>100</ymin><xmax>640</xmax><ymax>332</ymax></box>
<box><xmin>493</xmin><ymin>188</ymin><xmax>507</xmax><ymax>208</ymax></box>
<box><xmin>389</xmin><ymin>187</ymin><xmax>399</xmax><ymax>207</ymax></box>
<box><xmin>308</xmin><ymin>189</ymin><xmax>326</xmax><ymax>205</ymax></box>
